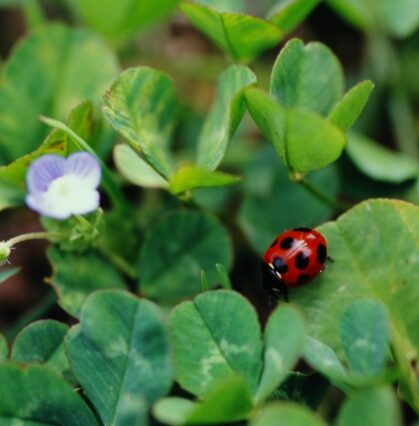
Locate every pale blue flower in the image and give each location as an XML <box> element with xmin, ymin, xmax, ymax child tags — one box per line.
<box><xmin>26</xmin><ymin>152</ymin><xmax>101</xmax><ymax>220</ymax></box>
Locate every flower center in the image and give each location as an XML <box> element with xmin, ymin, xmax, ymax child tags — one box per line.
<box><xmin>48</xmin><ymin>175</ymin><xmax>80</xmax><ymax>199</ymax></box>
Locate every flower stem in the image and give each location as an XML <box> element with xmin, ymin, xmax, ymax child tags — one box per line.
<box><xmin>6</xmin><ymin>231</ymin><xmax>63</xmax><ymax>247</ymax></box>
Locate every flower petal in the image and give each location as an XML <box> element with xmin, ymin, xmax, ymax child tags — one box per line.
<box><xmin>65</xmin><ymin>152</ymin><xmax>101</xmax><ymax>188</ymax></box>
<box><xmin>25</xmin><ymin>193</ymin><xmax>72</xmax><ymax>220</ymax></box>
<box><xmin>26</xmin><ymin>155</ymin><xmax>66</xmax><ymax>194</ymax></box>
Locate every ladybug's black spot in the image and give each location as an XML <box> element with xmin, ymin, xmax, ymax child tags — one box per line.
<box><xmin>269</xmin><ymin>238</ymin><xmax>278</xmax><ymax>248</ymax></box>
<box><xmin>295</xmin><ymin>251</ymin><xmax>310</xmax><ymax>269</ymax></box>
<box><xmin>293</xmin><ymin>227</ymin><xmax>311</xmax><ymax>232</ymax></box>
<box><xmin>317</xmin><ymin>244</ymin><xmax>327</xmax><ymax>264</ymax></box>
<box><xmin>297</xmin><ymin>274</ymin><xmax>311</xmax><ymax>285</ymax></box>
<box><xmin>273</xmin><ymin>256</ymin><xmax>289</xmax><ymax>273</ymax></box>
<box><xmin>280</xmin><ymin>237</ymin><xmax>294</xmax><ymax>249</ymax></box>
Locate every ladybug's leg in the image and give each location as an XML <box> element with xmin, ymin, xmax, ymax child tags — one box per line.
<box><xmin>326</xmin><ymin>255</ymin><xmax>334</xmax><ymax>263</ymax></box>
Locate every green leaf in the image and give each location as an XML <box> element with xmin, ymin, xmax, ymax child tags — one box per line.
<box><xmin>169</xmin><ymin>290</ymin><xmax>262</xmax><ymax>397</ymax></box>
<box><xmin>328</xmin><ymin>0</ymin><xmax>419</xmax><ymax>37</ymax></box>
<box><xmin>329</xmin><ymin>80</ymin><xmax>374</xmax><ymax>131</ymax></box>
<box><xmin>0</xmin><ymin>101</ymin><xmax>95</xmax><ymax>212</ymax></box>
<box><xmin>48</xmin><ymin>247</ymin><xmax>127</xmax><ymax>318</ymax></box>
<box><xmin>255</xmin><ymin>305</ymin><xmax>306</xmax><ymax>403</ymax></box>
<box><xmin>195</xmin><ymin>0</ymin><xmax>245</xmax><ymax>13</ymax></box>
<box><xmin>65</xmin><ymin>290</ymin><xmax>172</xmax><ymax>425</ymax></box>
<box><xmin>154</xmin><ymin>376</ymin><xmax>253</xmax><ymax>425</ymax></box>
<box><xmin>270</xmin><ymin>38</ymin><xmax>344</xmax><ymax>116</ymax></box>
<box><xmin>113</xmin><ymin>144</ymin><xmax>168</xmax><ymax>189</ymax></box>
<box><xmin>341</xmin><ymin>299</ymin><xmax>389</xmax><ymax>375</ymax></box>
<box><xmin>0</xmin><ymin>334</ymin><xmax>8</xmax><ymax>361</ymax></box>
<box><xmin>11</xmin><ymin>320</ymin><xmax>74</xmax><ymax>383</ymax></box>
<box><xmin>139</xmin><ymin>210</ymin><xmax>233</xmax><ymax>302</ymax></box>
<box><xmin>170</xmin><ymin>165</ymin><xmax>241</xmax><ymax>194</ymax></box>
<box><xmin>0</xmin><ymin>364</ymin><xmax>98</xmax><ymax>425</ymax></box>
<box><xmin>291</xmin><ymin>199</ymin><xmax>419</xmax><ymax>411</ymax></box>
<box><xmin>115</xmin><ymin>396</ymin><xmax>149</xmax><ymax>426</ymax></box>
<box><xmin>250</xmin><ymin>402</ymin><xmax>327</xmax><ymax>426</ymax></box>
<box><xmin>0</xmin><ymin>267</ymin><xmax>19</xmax><ymax>285</ymax></box>
<box><xmin>337</xmin><ymin>386</ymin><xmax>402</xmax><ymax>426</ymax></box>
<box><xmin>245</xmin><ymin>89</ymin><xmax>346</xmax><ymax>173</ymax></box>
<box><xmin>197</xmin><ymin>65</ymin><xmax>257</xmax><ymax>170</ymax></box>
<box><xmin>153</xmin><ymin>397</ymin><xmax>195</xmax><ymax>426</ymax></box>
<box><xmin>346</xmin><ymin>132</ymin><xmax>419</xmax><ymax>183</ymax></box>
<box><xmin>71</xmin><ymin>0</ymin><xmax>179</xmax><ymax>41</ymax></box>
<box><xmin>244</xmin><ymin>89</ymin><xmax>287</xmax><ymax>161</ymax></box>
<box><xmin>326</xmin><ymin>0</ymin><xmax>375</xmax><ymax>31</ymax></box>
<box><xmin>380</xmin><ymin>0</ymin><xmax>419</xmax><ymax>38</ymax></box>
<box><xmin>103</xmin><ymin>67</ymin><xmax>176</xmax><ymax>179</ymax></box>
<box><xmin>303</xmin><ymin>337</ymin><xmax>349</xmax><ymax>386</ymax></box>
<box><xmin>186</xmin><ymin>375</ymin><xmax>253</xmax><ymax>424</ymax></box>
<box><xmin>238</xmin><ymin>147</ymin><xmax>338</xmax><ymax>253</ymax></box>
<box><xmin>180</xmin><ymin>2</ymin><xmax>282</xmax><ymax>62</ymax></box>
<box><xmin>0</xmin><ymin>24</ymin><xmax>118</xmax><ymax>164</ymax></box>
<box><xmin>268</xmin><ymin>0</ymin><xmax>320</xmax><ymax>33</ymax></box>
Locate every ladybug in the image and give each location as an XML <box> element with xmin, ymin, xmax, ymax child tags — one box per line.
<box><xmin>261</xmin><ymin>227</ymin><xmax>328</xmax><ymax>303</ymax></box>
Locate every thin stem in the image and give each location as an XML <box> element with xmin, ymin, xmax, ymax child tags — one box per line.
<box><xmin>6</xmin><ymin>231</ymin><xmax>63</xmax><ymax>247</ymax></box>
<box><xmin>97</xmin><ymin>245</ymin><xmax>137</xmax><ymax>280</ymax></box>
<box><xmin>298</xmin><ymin>178</ymin><xmax>351</xmax><ymax>212</ymax></box>
<box><xmin>5</xmin><ymin>291</ymin><xmax>57</xmax><ymax>340</ymax></box>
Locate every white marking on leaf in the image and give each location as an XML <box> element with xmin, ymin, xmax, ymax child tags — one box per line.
<box><xmin>220</xmin><ymin>338</ymin><xmax>252</xmax><ymax>356</ymax></box>
<box><xmin>200</xmin><ymin>347</ymin><xmax>226</xmax><ymax>389</ymax></box>
<box><xmin>106</xmin><ymin>336</ymin><xmax>129</xmax><ymax>358</ymax></box>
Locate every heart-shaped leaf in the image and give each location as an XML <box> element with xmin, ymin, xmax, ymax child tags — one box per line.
<box><xmin>245</xmin><ymin>88</ymin><xmax>346</xmax><ymax>174</ymax></box>
<box><xmin>48</xmin><ymin>248</ymin><xmax>127</xmax><ymax>318</ymax></box>
<box><xmin>11</xmin><ymin>320</ymin><xmax>74</xmax><ymax>383</ymax></box>
<box><xmin>180</xmin><ymin>2</ymin><xmax>282</xmax><ymax>62</ymax></box>
<box><xmin>170</xmin><ymin>289</ymin><xmax>306</xmax><ymax>403</ymax></box>
<box><xmin>103</xmin><ymin>67</ymin><xmax>177</xmax><ymax>178</ymax></box>
<box><xmin>291</xmin><ymin>199</ymin><xmax>419</xmax><ymax>411</ymax></box>
<box><xmin>197</xmin><ymin>64</ymin><xmax>257</xmax><ymax>170</ymax></box>
<box><xmin>270</xmin><ymin>38</ymin><xmax>344</xmax><ymax>116</ymax></box>
<box><xmin>138</xmin><ymin>210</ymin><xmax>233</xmax><ymax>302</ymax></box>
<box><xmin>0</xmin><ymin>24</ymin><xmax>118</xmax><ymax>164</ymax></box>
<box><xmin>71</xmin><ymin>0</ymin><xmax>179</xmax><ymax>41</ymax></box>
<box><xmin>169</xmin><ymin>290</ymin><xmax>263</xmax><ymax>397</ymax></box>
<box><xmin>65</xmin><ymin>290</ymin><xmax>172</xmax><ymax>426</ymax></box>
<box><xmin>0</xmin><ymin>364</ymin><xmax>98</xmax><ymax>425</ymax></box>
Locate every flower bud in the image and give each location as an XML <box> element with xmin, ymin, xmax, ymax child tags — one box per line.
<box><xmin>0</xmin><ymin>241</ymin><xmax>11</xmax><ymax>265</ymax></box>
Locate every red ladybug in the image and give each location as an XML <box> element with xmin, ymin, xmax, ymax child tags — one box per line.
<box><xmin>261</xmin><ymin>227</ymin><xmax>328</xmax><ymax>303</ymax></box>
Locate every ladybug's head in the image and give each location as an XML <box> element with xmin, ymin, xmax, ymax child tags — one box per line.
<box><xmin>261</xmin><ymin>261</ymin><xmax>289</xmax><ymax>302</ymax></box>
